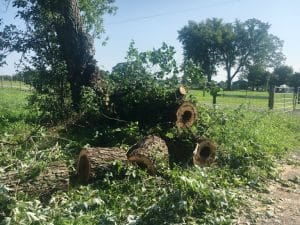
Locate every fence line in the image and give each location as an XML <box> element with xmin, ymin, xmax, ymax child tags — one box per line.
<box><xmin>0</xmin><ymin>77</ymin><xmax>32</xmax><ymax>91</ymax></box>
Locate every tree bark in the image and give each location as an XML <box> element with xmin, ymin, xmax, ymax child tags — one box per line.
<box><xmin>127</xmin><ymin>135</ymin><xmax>169</xmax><ymax>175</ymax></box>
<box><xmin>0</xmin><ymin>162</ymin><xmax>69</xmax><ymax>202</ymax></box>
<box><xmin>77</xmin><ymin>147</ymin><xmax>127</xmax><ymax>182</ymax></box>
<box><xmin>48</xmin><ymin>0</ymin><xmax>99</xmax><ymax>110</ymax></box>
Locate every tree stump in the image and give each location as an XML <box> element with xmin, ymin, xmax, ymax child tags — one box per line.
<box><xmin>175</xmin><ymin>101</ymin><xmax>197</xmax><ymax>128</ymax></box>
<box><xmin>193</xmin><ymin>138</ymin><xmax>216</xmax><ymax>166</ymax></box>
<box><xmin>127</xmin><ymin>135</ymin><xmax>169</xmax><ymax>175</ymax></box>
<box><xmin>77</xmin><ymin>147</ymin><xmax>127</xmax><ymax>182</ymax></box>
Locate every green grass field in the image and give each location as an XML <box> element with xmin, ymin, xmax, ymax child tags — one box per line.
<box><xmin>0</xmin><ymin>80</ymin><xmax>32</xmax><ymax>90</ymax></box>
<box><xmin>191</xmin><ymin>89</ymin><xmax>269</xmax><ymax>107</ymax></box>
<box><xmin>191</xmin><ymin>89</ymin><xmax>298</xmax><ymax>111</ymax></box>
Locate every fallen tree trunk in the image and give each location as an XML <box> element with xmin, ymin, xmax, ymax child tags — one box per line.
<box><xmin>193</xmin><ymin>138</ymin><xmax>217</xmax><ymax>166</ymax></box>
<box><xmin>109</xmin><ymin>86</ymin><xmax>197</xmax><ymax>128</ymax></box>
<box><xmin>77</xmin><ymin>147</ymin><xmax>127</xmax><ymax>182</ymax></box>
<box><xmin>127</xmin><ymin>135</ymin><xmax>169</xmax><ymax>175</ymax></box>
<box><xmin>0</xmin><ymin>162</ymin><xmax>69</xmax><ymax>201</ymax></box>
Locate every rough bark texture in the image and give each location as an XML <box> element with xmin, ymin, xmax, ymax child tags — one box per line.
<box><xmin>77</xmin><ymin>147</ymin><xmax>127</xmax><ymax>182</ymax></box>
<box><xmin>0</xmin><ymin>162</ymin><xmax>69</xmax><ymax>201</ymax></box>
<box><xmin>127</xmin><ymin>135</ymin><xmax>169</xmax><ymax>175</ymax></box>
<box><xmin>49</xmin><ymin>0</ymin><xmax>99</xmax><ymax>109</ymax></box>
<box><xmin>175</xmin><ymin>101</ymin><xmax>197</xmax><ymax>128</ymax></box>
<box><xmin>193</xmin><ymin>138</ymin><xmax>216</xmax><ymax>166</ymax></box>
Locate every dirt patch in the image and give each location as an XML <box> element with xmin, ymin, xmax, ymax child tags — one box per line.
<box><xmin>236</xmin><ymin>150</ymin><xmax>300</xmax><ymax>225</ymax></box>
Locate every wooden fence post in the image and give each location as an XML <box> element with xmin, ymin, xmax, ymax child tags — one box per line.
<box><xmin>268</xmin><ymin>85</ymin><xmax>275</xmax><ymax>110</ymax></box>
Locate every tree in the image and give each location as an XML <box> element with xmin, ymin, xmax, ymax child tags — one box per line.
<box><xmin>288</xmin><ymin>72</ymin><xmax>300</xmax><ymax>91</ymax></box>
<box><xmin>178</xmin><ymin>18</ymin><xmax>285</xmax><ymax>90</ymax></box>
<box><xmin>242</xmin><ymin>64</ymin><xmax>269</xmax><ymax>90</ymax></box>
<box><xmin>178</xmin><ymin>18</ymin><xmax>222</xmax><ymax>82</ymax></box>
<box><xmin>272</xmin><ymin>65</ymin><xmax>293</xmax><ymax>86</ymax></box>
<box><xmin>232</xmin><ymin>79</ymin><xmax>248</xmax><ymax>90</ymax></box>
<box><xmin>181</xmin><ymin>60</ymin><xmax>204</xmax><ymax>88</ymax></box>
<box><xmin>2</xmin><ymin>0</ymin><xmax>116</xmax><ymax>112</ymax></box>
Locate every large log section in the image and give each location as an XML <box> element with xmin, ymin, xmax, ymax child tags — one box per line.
<box><xmin>77</xmin><ymin>147</ymin><xmax>127</xmax><ymax>182</ymax></box>
<box><xmin>127</xmin><ymin>135</ymin><xmax>169</xmax><ymax>175</ymax></box>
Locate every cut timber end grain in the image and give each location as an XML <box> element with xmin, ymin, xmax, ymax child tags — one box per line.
<box><xmin>177</xmin><ymin>86</ymin><xmax>187</xmax><ymax>98</ymax></box>
<box><xmin>127</xmin><ymin>135</ymin><xmax>169</xmax><ymax>175</ymax></box>
<box><xmin>77</xmin><ymin>147</ymin><xmax>127</xmax><ymax>182</ymax></box>
<box><xmin>193</xmin><ymin>138</ymin><xmax>216</xmax><ymax>166</ymax></box>
<box><xmin>176</xmin><ymin>101</ymin><xmax>197</xmax><ymax>128</ymax></box>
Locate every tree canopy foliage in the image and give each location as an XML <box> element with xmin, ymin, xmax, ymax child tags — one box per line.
<box><xmin>0</xmin><ymin>0</ymin><xmax>116</xmax><ymax>119</ymax></box>
<box><xmin>240</xmin><ymin>64</ymin><xmax>270</xmax><ymax>90</ymax></box>
<box><xmin>271</xmin><ymin>65</ymin><xmax>294</xmax><ymax>86</ymax></box>
<box><xmin>178</xmin><ymin>18</ymin><xmax>285</xmax><ymax>90</ymax></box>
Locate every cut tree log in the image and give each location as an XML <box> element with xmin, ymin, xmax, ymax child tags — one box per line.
<box><xmin>0</xmin><ymin>162</ymin><xmax>69</xmax><ymax>201</ymax></box>
<box><xmin>176</xmin><ymin>86</ymin><xmax>187</xmax><ymax>100</ymax></box>
<box><xmin>175</xmin><ymin>101</ymin><xmax>197</xmax><ymax>128</ymax></box>
<box><xmin>127</xmin><ymin>135</ymin><xmax>169</xmax><ymax>175</ymax></box>
<box><xmin>77</xmin><ymin>147</ymin><xmax>127</xmax><ymax>182</ymax></box>
<box><xmin>193</xmin><ymin>138</ymin><xmax>216</xmax><ymax>166</ymax></box>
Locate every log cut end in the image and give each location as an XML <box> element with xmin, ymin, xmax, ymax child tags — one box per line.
<box><xmin>177</xmin><ymin>86</ymin><xmax>187</xmax><ymax>98</ymax></box>
<box><xmin>77</xmin><ymin>150</ymin><xmax>91</xmax><ymax>182</ymax></box>
<box><xmin>176</xmin><ymin>101</ymin><xmax>197</xmax><ymax>128</ymax></box>
<box><xmin>193</xmin><ymin>138</ymin><xmax>216</xmax><ymax>166</ymax></box>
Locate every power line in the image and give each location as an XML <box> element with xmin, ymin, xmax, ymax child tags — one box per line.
<box><xmin>107</xmin><ymin>0</ymin><xmax>241</xmax><ymax>25</ymax></box>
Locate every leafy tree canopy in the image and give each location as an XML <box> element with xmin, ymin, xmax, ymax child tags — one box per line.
<box><xmin>178</xmin><ymin>18</ymin><xmax>285</xmax><ymax>90</ymax></box>
<box><xmin>288</xmin><ymin>72</ymin><xmax>300</xmax><ymax>90</ymax></box>
<box><xmin>240</xmin><ymin>64</ymin><xmax>270</xmax><ymax>90</ymax></box>
<box><xmin>0</xmin><ymin>0</ymin><xmax>116</xmax><ymax>116</ymax></box>
<box><xmin>272</xmin><ymin>65</ymin><xmax>293</xmax><ymax>86</ymax></box>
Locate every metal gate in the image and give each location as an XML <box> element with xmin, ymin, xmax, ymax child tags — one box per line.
<box><xmin>274</xmin><ymin>86</ymin><xmax>295</xmax><ymax>112</ymax></box>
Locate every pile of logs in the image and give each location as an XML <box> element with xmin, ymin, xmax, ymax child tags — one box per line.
<box><xmin>0</xmin><ymin>135</ymin><xmax>216</xmax><ymax>201</ymax></box>
<box><xmin>76</xmin><ymin>135</ymin><xmax>217</xmax><ymax>182</ymax></box>
<box><xmin>0</xmin><ymin>86</ymin><xmax>218</xmax><ymax>200</ymax></box>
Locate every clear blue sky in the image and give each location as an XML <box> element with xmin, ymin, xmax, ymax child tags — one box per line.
<box><xmin>1</xmin><ymin>0</ymin><xmax>300</xmax><ymax>81</ymax></box>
